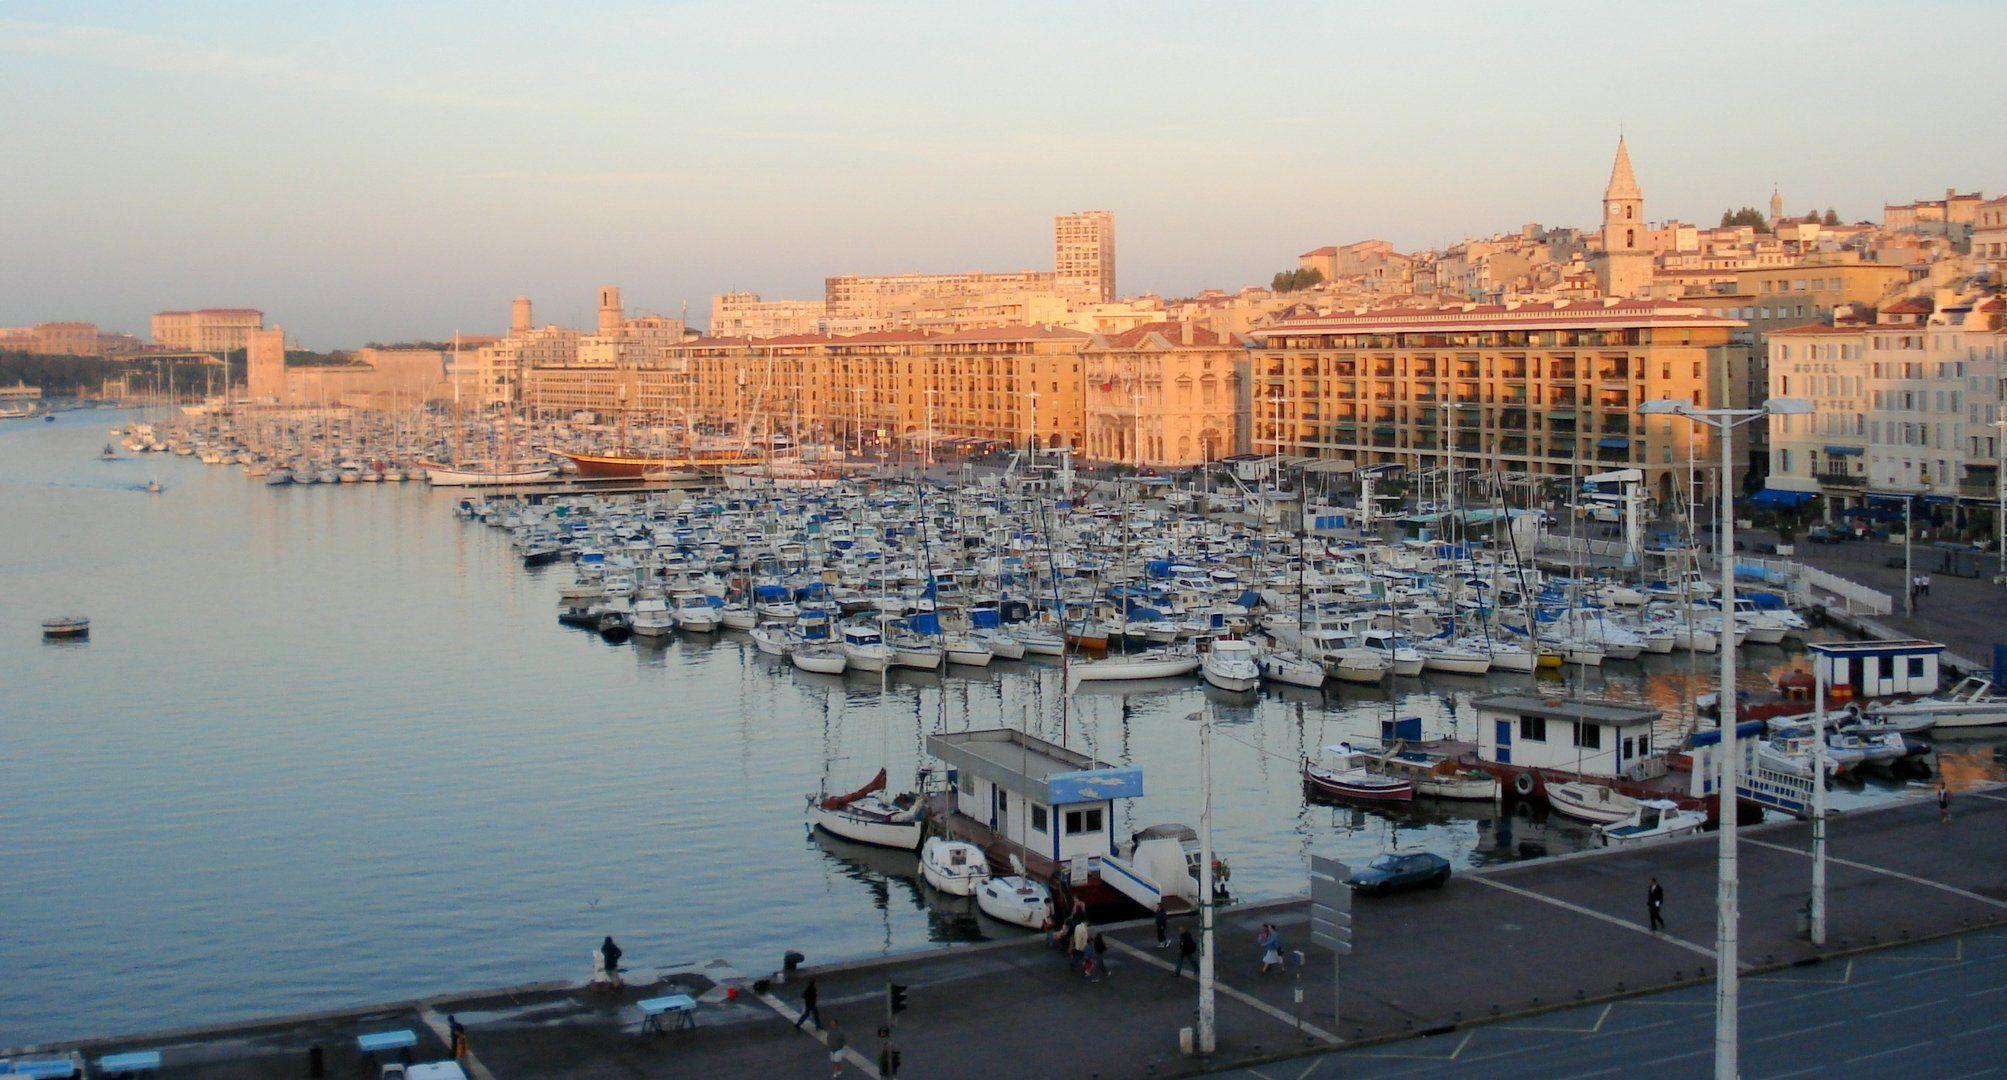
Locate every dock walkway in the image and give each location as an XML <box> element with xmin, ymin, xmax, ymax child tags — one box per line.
<box><xmin>11</xmin><ymin>786</ymin><xmax>2004</xmax><ymax>1078</ymax></box>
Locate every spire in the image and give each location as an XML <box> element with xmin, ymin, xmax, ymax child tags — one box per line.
<box><xmin>1604</xmin><ymin>136</ymin><xmax>1641</xmax><ymax>201</ymax></box>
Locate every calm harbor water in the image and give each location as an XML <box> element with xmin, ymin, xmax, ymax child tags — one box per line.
<box><xmin>4</xmin><ymin>408</ymin><xmax>1999</xmax><ymax>1047</ymax></box>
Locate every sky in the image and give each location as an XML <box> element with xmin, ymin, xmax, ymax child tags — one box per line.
<box><xmin>3</xmin><ymin>1</ymin><xmax>2004</xmax><ymax>349</ymax></box>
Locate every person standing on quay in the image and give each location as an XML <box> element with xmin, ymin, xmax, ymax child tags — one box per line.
<box><xmin>1173</xmin><ymin>927</ymin><xmax>1198</xmax><ymax>978</ymax></box>
<box><xmin>448</xmin><ymin>1015</ymin><xmax>468</xmax><ymax>1062</ymax></box>
<box><xmin>601</xmin><ymin>936</ymin><xmax>624</xmax><ymax>987</ymax></box>
<box><xmin>1154</xmin><ymin>902</ymin><xmax>1169</xmax><ymax>948</ymax></box>
<box><xmin>795</xmin><ymin>977</ymin><xmax>822</xmax><ymax>1030</ymax></box>
<box><xmin>1070</xmin><ymin>918</ymin><xmax>1091</xmax><ymax>971</ymax></box>
<box><xmin>1647</xmin><ymin>877</ymin><xmax>1666</xmax><ymax>931</ymax></box>
<box><xmin>1939</xmin><ymin>782</ymin><xmax>1951</xmax><ymax>824</ymax></box>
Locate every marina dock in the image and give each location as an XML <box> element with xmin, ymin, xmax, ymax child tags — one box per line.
<box><xmin>13</xmin><ymin>783</ymin><xmax>2003</xmax><ymax>1078</ymax></box>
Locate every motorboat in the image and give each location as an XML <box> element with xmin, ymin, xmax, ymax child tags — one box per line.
<box><xmin>631</xmin><ymin>593</ymin><xmax>675</xmax><ymax>637</ymax></box>
<box><xmin>41</xmin><ymin>615</ymin><xmax>90</xmax><ymax>639</ymax></box>
<box><xmin>672</xmin><ymin>594</ymin><xmax>721</xmax><ymax>632</ymax></box>
<box><xmin>810</xmin><ymin>770</ymin><xmax>925</xmax><ymax>851</ymax></box>
<box><xmin>1200</xmin><ymin>638</ymin><xmax>1260</xmax><ymax>692</ymax></box>
<box><xmin>750</xmin><ymin>622</ymin><xmax>792</xmax><ymax>656</ymax></box>
<box><xmin>889</xmin><ymin>632</ymin><xmax>945</xmax><ymax>671</ymax></box>
<box><xmin>1099</xmin><ymin>823</ymin><xmax>1216</xmax><ymax>911</ymax></box>
<box><xmin>1257</xmin><ymin>647</ymin><xmax>1325</xmax><ymax>688</ymax></box>
<box><xmin>1379</xmin><ymin>747</ymin><xmax>1500</xmax><ymax>801</ymax></box>
<box><xmin>1014</xmin><ymin>626</ymin><xmax>1067</xmax><ymax>657</ymax></box>
<box><xmin>975</xmin><ymin>859</ymin><xmax>1054</xmax><ymax>930</ymax></box>
<box><xmin>1545</xmin><ymin>780</ymin><xmax>1637</xmax><ymax>825</ymax></box>
<box><xmin>839</xmin><ymin>623</ymin><xmax>894</xmax><ymax>672</ymax></box>
<box><xmin>789</xmin><ymin>643</ymin><xmax>848</xmax><ymax>674</ymax></box>
<box><xmin>1302</xmin><ymin>744</ymin><xmax>1413</xmax><ymax>803</ymax></box>
<box><xmin>1359</xmin><ymin>630</ymin><xmax>1425</xmax><ymax>677</ymax></box>
<box><xmin>1869</xmin><ymin>676</ymin><xmax>2007</xmax><ymax>730</ymax></box>
<box><xmin>1596</xmin><ymin>799</ymin><xmax>1705</xmax><ymax>847</ymax></box>
<box><xmin>941</xmin><ymin>635</ymin><xmax>995</xmax><ymax>667</ymax></box>
<box><xmin>1417</xmin><ymin>637</ymin><xmax>1492</xmax><ymax>675</ymax></box>
<box><xmin>718</xmin><ymin>602</ymin><xmax>758</xmax><ymax>631</ymax></box>
<box><xmin>1323</xmin><ymin>646</ymin><xmax>1392</xmax><ymax>685</ymax></box>
<box><xmin>919</xmin><ymin>837</ymin><xmax>991</xmax><ymax>896</ymax></box>
<box><xmin>596</xmin><ymin>609</ymin><xmax>633</xmax><ymax>642</ymax></box>
<box><xmin>971</xmin><ymin>628</ymin><xmax>1024</xmax><ymax>661</ymax></box>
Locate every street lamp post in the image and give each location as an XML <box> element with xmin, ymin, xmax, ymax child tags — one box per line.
<box><xmin>1637</xmin><ymin>395</ymin><xmax>1812</xmax><ymax>1080</ymax></box>
<box><xmin>1993</xmin><ymin>418</ymin><xmax>2005</xmax><ymax>581</ymax></box>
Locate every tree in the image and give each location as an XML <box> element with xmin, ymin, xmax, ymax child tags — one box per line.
<box><xmin>1270</xmin><ymin>267</ymin><xmax>1325</xmax><ymax>293</ymax></box>
<box><xmin>1719</xmin><ymin>206</ymin><xmax>1771</xmax><ymax>232</ymax></box>
<box><xmin>1823</xmin><ymin>208</ymin><xmax>1840</xmax><ymax>226</ymax></box>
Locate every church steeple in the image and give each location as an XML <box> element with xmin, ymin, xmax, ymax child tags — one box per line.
<box><xmin>1770</xmin><ymin>184</ymin><xmax>1785</xmax><ymax>224</ymax></box>
<box><xmin>1595</xmin><ymin>136</ymin><xmax>1650</xmax><ymax>297</ymax></box>
<box><xmin>1605</xmin><ymin>136</ymin><xmax>1642</xmax><ymax>202</ymax></box>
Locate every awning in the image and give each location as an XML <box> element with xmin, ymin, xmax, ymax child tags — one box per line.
<box><xmin>1745</xmin><ymin>488</ymin><xmax>1815</xmax><ymax>507</ymax></box>
<box><xmin>1596</xmin><ymin>436</ymin><xmax>1630</xmax><ymax>450</ymax></box>
<box><xmin>1373</xmin><ymin>425</ymin><xmax>1397</xmax><ymax>437</ymax></box>
<box><xmin>1547</xmin><ymin>410</ymin><xmax>1577</xmax><ymax>422</ymax></box>
<box><xmin>1823</xmin><ymin>445</ymin><xmax>1864</xmax><ymax>456</ymax></box>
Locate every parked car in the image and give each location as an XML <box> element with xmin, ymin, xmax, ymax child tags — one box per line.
<box><xmin>1344</xmin><ymin>851</ymin><xmax>1451</xmax><ymax>896</ymax></box>
<box><xmin>1806</xmin><ymin>525</ymin><xmax>1849</xmax><ymax>544</ymax></box>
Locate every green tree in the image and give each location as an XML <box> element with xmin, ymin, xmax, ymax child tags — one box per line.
<box><xmin>1823</xmin><ymin>208</ymin><xmax>1840</xmax><ymax>225</ymax></box>
<box><xmin>1271</xmin><ymin>267</ymin><xmax>1325</xmax><ymax>293</ymax></box>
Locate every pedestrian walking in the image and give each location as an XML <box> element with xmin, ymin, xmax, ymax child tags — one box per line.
<box><xmin>825</xmin><ymin>1020</ymin><xmax>847</xmax><ymax>1079</ymax></box>
<box><xmin>1920</xmin><ymin>573</ymin><xmax>1932</xmax><ymax>597</ymax></box>
<box><xmin>1257</xmin><ymin>924</ymin><xmax>1282</xmax><ymax>974</ymax></box>
<box><xmin>1154</xmin><ymin>902</ymin><xmax>1169</xmax><ymax>948</ymax></box>
<box><xmin>1939</xmin><ymin>782</ymin><xmax>1951</xmax><ymax>824</ymax></box>
<box><xmin>1070</xmin><ymin>918</ymin><xmax>1090</xmax><ymax>969</ymax></box>
<box><xmin>1173</xmin><ymin>928</ymin><xmax>1198</xmax><ymax>978</ymax></box>
<box><xmin>1090</xmin><ymin>932</ymin><xmax>1110</xmax><ymax>982</ymax></box>
<box><xmin>1648</xmin><ymin>876</ymin><xmax>1666</xmax><ymax>931</ymax></box>
<box><xmin>795</xmin><ymin>977</ymin><xmax>822</xmax><ymax>1030</ymax></box>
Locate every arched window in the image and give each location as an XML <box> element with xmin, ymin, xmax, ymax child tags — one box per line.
<box><xmin>1625</xmin><ymin>229</ymin><xmax>1636</xmax><ymax>247</ymax></box>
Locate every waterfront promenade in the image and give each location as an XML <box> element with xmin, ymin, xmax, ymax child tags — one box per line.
<box><xmin>11</xmin><ymin>784</ymin><xmax>2004</xmax><ymax>1078</ymax></box>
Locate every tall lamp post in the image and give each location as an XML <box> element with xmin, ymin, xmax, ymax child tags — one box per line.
<box><xmin>1993</xmin><ymin>418</ymin><xmax>2005</xmax><ymax>581</ymax></box>
<box><xmin>1637</xmin><ymin>395</ymin><xmax>1813</xmax><ymax>1080</ymax></box>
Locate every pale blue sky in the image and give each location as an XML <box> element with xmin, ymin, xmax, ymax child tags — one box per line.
<box><xmin>3</xmin><ymin>1</ymin><xmax>2003</xmax><ymax>348</ymax></box>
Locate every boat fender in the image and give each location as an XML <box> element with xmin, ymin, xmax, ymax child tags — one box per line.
<box><xmin>1513</xmin><ymin>771</ymin><xmax>1537</xmax><ymax>797</ymax></box>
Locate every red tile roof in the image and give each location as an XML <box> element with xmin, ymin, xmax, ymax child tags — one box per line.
<box><xmin>1093</xmin><ymin>322</ymin><xmax>1239</xmax><ymax>350</ymax></box>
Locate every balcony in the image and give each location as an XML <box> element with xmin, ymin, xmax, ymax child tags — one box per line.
<box><xmin>1814</xmin><ymin>471</ymin><xmax>1865</xmax><ymax>489</ymax></box>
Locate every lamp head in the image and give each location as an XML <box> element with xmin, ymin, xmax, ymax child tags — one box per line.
<box><xmin>1764</xmin><ymin>397</ymin><xmax>1814</xmax><ymax>416</ymax></box>
<box><xmin>1636</xmin><ymin>398</ymin><xmax>1692</xmax><ymax>416</ymax></box>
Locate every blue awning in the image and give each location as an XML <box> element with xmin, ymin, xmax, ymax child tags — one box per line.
<box><xmin>1596</xmin><ymin>436</ymin><xmax>1630</xmax><ymax>450</ymax></box>
<box><xmin>1823</xmin><ymin>445</ymin><xmax>1864</xmax><ymax>456</ymax></box>
<box><xmin>1746</xmin><ymin>488</ymin><xmax>1815</xmax><ymax>507</ymax></box>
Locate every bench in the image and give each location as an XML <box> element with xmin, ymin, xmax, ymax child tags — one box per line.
<box><xmin>638</xmin><ymin>994</ymin><xmax>697</xmax><ymax>1034</ymax></box>
<box><xmin>1</xmin><ymin>1058</ymin><xmax>81</xmax><ymax>1080</ymax></box>
<box><xmin>95</xmin><ymin>1052</ymin><xmax>162</xmax><ymax>1077</ymax></box>
<box><xmin>357</xmin><ymin>1029</ymin><xmax>418</xmax><ymax>1062</ymax></box>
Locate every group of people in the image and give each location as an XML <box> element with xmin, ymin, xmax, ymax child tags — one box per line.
<box><xmin>1042</xmin><ymin>897</ymin><xmax>1113</xmax><ymax>981</ymax></box>
<box><xmin>1909</xmin><ymin>573</ymin><xmax>1934</xmax><ymax>607</ymax></box>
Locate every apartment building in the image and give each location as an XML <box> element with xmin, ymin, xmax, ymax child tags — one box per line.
<box><xmin>1054</xmin><ymin>210</ymin><xmax>1116</xmax><ymax>303</ymax></box>
<box><xmin>1766</xmin><ymin>296</ymin><xmax>2005</xmax><ymax>512</ymax></box>
<box><xmin>1248</xmin><ymin>300</ymin><xmax>1744</xmax><ymax>502</ymax></box>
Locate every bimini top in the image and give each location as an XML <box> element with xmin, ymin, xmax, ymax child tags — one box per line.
<box><xmin>927</xmin><ymin>728</ymin><xmax>1144</xmax><ymax>805</ymax></box>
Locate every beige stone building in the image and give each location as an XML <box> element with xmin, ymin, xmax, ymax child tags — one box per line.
<box><xmin>1081</xmin><ymin>323</ymin><xmax>1244</xmax><ymax>466</ymax></box>
<box><xmin>710</xmin><ymin>292</ymin><xmax>835</xmax><ymax>338</ymax></box>
<box><xmin>1055</xmin><ymin>210</ymin><xmax>1116</xmax><ymax>303</ymax></box>
<box><xmin>245</xmin><ymin>325</ymin><xmax>287</xmax><ymax>400</ymax></box>
<box><xmin>151</xmin><ymin>308</ymin><xmax>264</xmax><ymax>352</ymax></box>
<box><xmin>1248</xmin><ymin>300</ymin><xmax>1745</xmax><ymax>502</ymax></box>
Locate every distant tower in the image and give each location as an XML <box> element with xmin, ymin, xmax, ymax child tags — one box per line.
<box><xmin>511</xmin><ymin>295</ymin><xmax>533</xmax><ymax>335</ymax></box>
<box><xmin>1054</xmin><ymin>211</ymin><xmax>1117</xmax><ymax>303</ymax></box>
<box><xmin>1770</xmin><ymin>186</ymin><xmax>1785</xmax><ymax>226</ymax></box>
<box><xmin>245</xmin><ymin>324</ymin><xmax>287</xmax><ymax>401</ymax></box>
<box><xmin>597</xmin><ymin>286</ymin><xmax>624</xmax><ymax>335</ymax></box>
<box><xmin>1594</xmin><ymin>137</ymin><xmax>1651</xmax><ymax>298</ymax></box>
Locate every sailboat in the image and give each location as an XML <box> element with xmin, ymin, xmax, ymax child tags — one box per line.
<box><xmin>809</xmin><ymin>768</ymin><xmax>926</xmax><ymax>850</ymax></box>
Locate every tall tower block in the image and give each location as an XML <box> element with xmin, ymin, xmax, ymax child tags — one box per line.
<box><xmin>597</xmin><ymin>286</ymin><xmax>624</xmax><ymax>334</ymax></box>
<box><xmin>1594</xmin><ymin>137</ymin><xmax>1651</xmax><ymax>298</ymax></box>
<box><xmin>511</xmin><ymin>295</ymin><xmax>533</xmax><ymax>335</ymax></box>
<box><xmin>1055</xmin><ymin>211</ymin><xmax>1116</xmax><ymax>303</ymax></box>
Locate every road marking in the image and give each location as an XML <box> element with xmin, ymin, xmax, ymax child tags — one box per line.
<box><xmin>1743</xmin><ymin>837</ymin><xmax>2007</xmax><ymax>910</ymax></box>
<box><xmin>1846</xmin><ymin>1039</ymin><xmax>1934</xmax><ymax>1063</ymax></box>
<box><xmin>1857</xmin><ymin>938</ymin><xmax>1962</xmax><ymax>962</ymax></box>
<box><xmin>1345</xmin><ymin>1029</ymin><xmax>1475</xmax><ymax>1061</ymax></box>
<box><xmin>1751</xmin><ymin>959</ymin><xmax>1853</xmax><ymax>985</ymax></box>
<box><xmin>1501</xmin><ymin>1003</ymin><xmax>1613</xmax><ymax>1033</ymax></box>
<box><xmin>1750</xmin><ymin>1018</ymin><xmax>1847</xmax><ymax>1045</ymax></box>
<box><xmin>1861</xmin><ymin>997</ymin><xmax>1945</xmax><ymax>1020</ymax></box>
<box><xmin>1970</xmin><ymin>983</ymin><xmax>2007</xmax><ymax>997</ymax></box>
<box><xmin>1963</xmin><ymin>790</ymin><xmax>2007</xmax><ymax>804</ymax></box>
<box><xmin>754</xmin><ymin>990</ymin><xmax>878</xmax><ymax>1076</ymax></box>
<box><xmin>418</xmin><ymin>1008</ymin><xmax>496</xmax><ymax>1080</ymax></box>
<box><xmin>1468</xmin><ymin>875</ymin><xmax>1723</xmax><ymax>963</ymax></box>
<box><xmin>1106</xmin><ymin>938</ymin><xmax>1343</xmax><ymax>1045</ymax></box>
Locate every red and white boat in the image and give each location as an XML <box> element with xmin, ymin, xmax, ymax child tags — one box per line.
<box><xmin>809</xmin><ymin>768</ymin><xmax>926</xmax><ymax>850</ymax></box>
<box><xmin>1302</xmin><ymin>744</ymin><xmax>1413</xmax><ymax>803</ymax></box>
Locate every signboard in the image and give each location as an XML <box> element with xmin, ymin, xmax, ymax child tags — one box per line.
<box><xmin>1046</xmin><ymin>766</ymin><xmax>1145</xmax><ymax>805</ymax></box>
<box><xmin>1309</xmin><ymin>856</ymin><xmax>1353</xmax><ymax>953</ymax></box>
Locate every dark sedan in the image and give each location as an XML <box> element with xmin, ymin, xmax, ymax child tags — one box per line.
<box><xmin>1345</xmin><ymin>852</ymin><xmax>1451</xmax><ymax>897</ymax></box>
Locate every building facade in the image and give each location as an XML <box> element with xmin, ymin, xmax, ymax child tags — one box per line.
<box><xmin>1593</xmin><ymin>138</ymin><xmax>1652</xmax><ymax>299</ymax></box>
<box><xmin>1081</xmin><ymin>323</ymin><xmax>1243</xmax><ymax>466</ymax></box>
<box><xmin>1248</xmin><ymin>301</ymin><xmax>1744</xmax><ymax>502</ymax></box>
<box><xmin>1055</xmin><ymin>210</ymin><xmax>1116</xmax><ymax>303</ymax></box>
<box><xmin>151</xmin><ymin>308</ymin><xmax>265</xmax><ymax>352</ymax></box>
